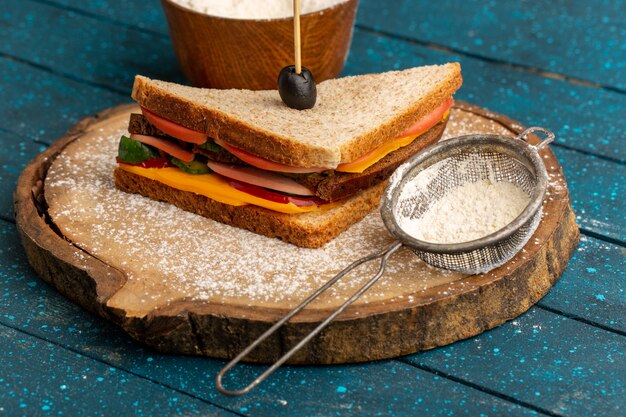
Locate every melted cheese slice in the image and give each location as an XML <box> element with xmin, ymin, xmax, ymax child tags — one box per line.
<box><xmin>118</xmin><ymin>165</ymin><xmax>320</xmax><ymax>214</ymax></box>
<box><xmin>336</xmin><ymin>110</ymin><xmax>450</xmax><ymax>173</ymax></box>
<box><xmin>336</xmin><ymin>132</ymin><xmax>421</xmax><ymax>173</ymax></box>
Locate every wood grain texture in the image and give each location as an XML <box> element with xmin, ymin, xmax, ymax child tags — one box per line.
<box><xmin>0</xmin><ymin>324</ymin><xmax>236</xmax><ymax>416</ymax></box>
<box><xmin>357</xmin><ymin>0</ymin><xmax>626</xmax><ymax>90</ymax></box>
<box><xmin>14</xmin><ymin>106</ymin><xmax>131</xmax><ymax>321</ymax></box>
<box><xmin>161</xmin><ymin>0</ymin><xmax>358</xmax><ymax>89</ymax></box>
<box><xmin>0</xmin><ymin>57</ymin><xmax>125</xmax><ymax>144</ymax></box>
<box><xmin>553</xmin><ymin>147</ymin><xmax>626</xmax><ymax>243</ymax></box>
<box><xmin>1</xmin><ymin>0</ymin><xmax>183</xmax><ymax>92</ymax></box>
<box><xmin>43</xmin><ymin>0</ymin><xmax>168</xmax><ymax>34</ymax></box>
<box><xmin>15</xmin><ymin>102</ymin><xmax>579</xmax><ymax>365</ymax></box>
<box><xmin>0</xmin><ymin>130</ymin><xmax>46</xmax><ymax>220</ymax></box>
<box><xmin>410</xmin><ymin>307</ymin><xmax>626</xmax><ymax>417</ymax></box>
<box><xmin>538</xmin><ymin>236</ymin><xmax>626</xmax><ymax>332</ymax></box>
<box><xmin>2</xmin><ymin>1</ymin><xmax>622</xmax><ymax>414</ymax></box>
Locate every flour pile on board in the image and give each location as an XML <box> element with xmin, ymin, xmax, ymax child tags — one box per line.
<box><xmin>399</xmin><ymin>179</ymin><xmax>530</xmax><ymax>244</ymax></box>
<box><xmin>171</xmin><ymin>0</ymin><xmax>347</xmax><ymax>19</ymax></box>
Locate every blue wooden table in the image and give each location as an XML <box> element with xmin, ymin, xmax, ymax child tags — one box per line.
<box><xmin>1</xmin><ymin>1</ymin><xmax>624</xmax><ymax>415</ymax></box>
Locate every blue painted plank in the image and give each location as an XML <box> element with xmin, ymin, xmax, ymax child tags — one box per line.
<box><xmin>0</xmin><ymin>130</ymin><xmax>46</xmax><ymax>221</ymax></box>
<box><xmin>344</xmin><ymin>29</ymin><xmax>626</xmax><ymax>162</ymax></box>
<box><xmin>0</xmin><ymin>325</ymin><xmax>236</xmax><ymax>416</ymax></box>
<box><xmin>407</xmin><ymin>308</ymin><xmax>625</xmax><ymax>417</ymax></box>
<box><xmin>0</xmin><ymin>221</ymin><xmax>537</xmax><ymax>417</ymax></box>
<box><xmin>1</xmin><ymin>0</ymin><xmax>184</xmax><ymax>92</ymax></box>
<box><xmin>39</xmin><ymin>0</ymin><xmax>168</xmax><ymax>35</ymax></box>
<box><xmin>0</xmin><ymin>2</ymin><xmax>623</xmax><ymax>415</ymax></box>
<box><xmin>0</xmin><ymin>57</ymin><xmax>126</xmax><ymax>144</ymax></box>
<box><xmin>538</xmin><ymin>236</ymin><xmax>625</xmax><ymax>332</ymax></box>
<box><xmin>554</xmin><ymin>147</ymin><xmax>626</xmax><ymax>243</ymax></box>
<box><xmin>357</xmin><ymin>0</ymin><xmax>626</xmax><ymax>91</ymax></box>
<box><xmin>175</xmin><ymin>360</ymin><xmax>539</xmax><ymax>417</ymax></box>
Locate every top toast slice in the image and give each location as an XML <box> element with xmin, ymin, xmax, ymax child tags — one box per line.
<box><xmin>132</xmin><ymin>63</ymin><xmax>462</xmax><ymax>168</ymax></box>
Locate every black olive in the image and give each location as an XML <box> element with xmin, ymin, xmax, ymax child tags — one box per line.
<box><xmin>277</xmin><ymin>65</ymin><xmax>317</xmax><ymax>110</ymax></box>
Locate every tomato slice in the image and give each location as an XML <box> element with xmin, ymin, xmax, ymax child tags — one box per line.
<box><xmin>141</xmin><ymin>107</ymin><xmax>207</xmax><ymax>145</ymax></box>
<box><xmin>335</xmin><ymin>133</ymin><xmax>418</xmax><ymax>173</ymax></box>
<box><xmin>207</xmin><ymin>161</ymin><xmax>315</xmax><ymax>196</ymax></box>
<box><xmin>130</xmin><ymin>134</ymin><xmax>194</xmax><ymax>163</ymax></box>
<box><xmin>116</xmin><ymin>156</ymin><xmax>173</xmax><ymax>168</ymax></box>
<box><xmin>400</xmin><ymin>98</ymin><xmax>454</xmax><ymax>137</ymax></box>
<box><xmin>336</xmin><ymin>98</ymin><xmax>454</xmax><ymax>173</ymax></box>
<box><xmin>213</xmin><ymin>137</ymin><xmax>327</xmax><ymax>174</ymax></box>
<box><xmin>226</xmin><ymin>177</ymin><xmax>327</xmax><ymax>207</ymax></box>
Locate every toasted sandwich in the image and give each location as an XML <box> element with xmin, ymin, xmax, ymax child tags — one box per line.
<box><xmin>114</xmin><ymin>63</ymin><xmax>462</xmax><ymax>247</ymax></box>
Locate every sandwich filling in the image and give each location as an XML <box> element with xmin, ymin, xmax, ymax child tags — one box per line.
<box><xmin>116</xmin><ymin>98</ymin><xmax>453</xmax><ymax>214</ymax></box>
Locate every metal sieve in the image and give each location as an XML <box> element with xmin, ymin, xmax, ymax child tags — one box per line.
<box><xmin>381</xmin><ymin>126</ymin><xmax>553</xmax><ymax>274</ymax></box>
<box><xmin>216</xmin><ymin>127</ymin><xmax>554</xmax><ymax>396</ymax></box>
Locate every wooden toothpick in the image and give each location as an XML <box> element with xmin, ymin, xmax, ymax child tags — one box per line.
<box><xmin>293</xmin><ymin>0</ymin><xmax>302</xmax><ymax>74</ymax></box>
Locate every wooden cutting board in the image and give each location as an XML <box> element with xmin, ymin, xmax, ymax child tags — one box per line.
<box><xmin>14</xmin><ymin>102</ymin><xmax>579</xmax><ymax>364</ymax></box>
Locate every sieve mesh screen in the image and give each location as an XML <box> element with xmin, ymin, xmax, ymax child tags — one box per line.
<box><xmin>383</xmin><ymin>133</ymin><xmax>548</xmax><ymax>275</ymax></box>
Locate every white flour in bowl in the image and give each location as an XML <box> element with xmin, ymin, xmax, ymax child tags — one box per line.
<box><xmin>400</xmin><ymin>179</ymin><xmax>530</xmax><ymax>244</ymax></box>
<box><xmin>171</xmin><ymin>0</ymin><xmax>348</xmax><ymax>19</ymax></box>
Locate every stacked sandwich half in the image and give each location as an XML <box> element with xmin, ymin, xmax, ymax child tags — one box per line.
<box><xmin>114</xmin><ymin>63</ymin><xmax>462</xmax><ymax>247</ymax></box>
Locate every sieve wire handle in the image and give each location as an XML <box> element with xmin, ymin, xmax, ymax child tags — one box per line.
<box><xmin>517</xmin><ymin>126</ymin><xmax>555</xmax><ymax>150</ymax></box>
<box><xmin>215</xmin><ymin>240</ymin><xmax>403</xmax><ymax>396</ymax></box>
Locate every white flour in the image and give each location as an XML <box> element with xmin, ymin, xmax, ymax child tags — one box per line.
<box><xmin>171</xmin><ymin>0</ymin><xmax>348</xmax><ymax>19</ymax></box>
<box><xmin>400</xmin><ymin>179</ymin><xmax>530</xmax><ymax>244</ymax></box>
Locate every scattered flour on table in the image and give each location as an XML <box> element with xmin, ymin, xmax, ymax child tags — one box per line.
<box><xmin>441</xmin><ymin>111</ymin><xmax>511</xmax><ymax>140</ymax></box>
<box><xmin>171</xmin><ymin>0</ymin><xmax>347</xmax><ymax>19</ymax></box>
<box><xmin>398</xmin><ymin>178</ymin><xmax>530</xmax><ymax>244</ymax></box>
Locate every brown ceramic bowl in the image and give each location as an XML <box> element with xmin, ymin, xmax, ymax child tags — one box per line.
<box><xmin>161</xmin><ymin>0</ymin><xmax>359</xmax><ymax>90</ymax></box>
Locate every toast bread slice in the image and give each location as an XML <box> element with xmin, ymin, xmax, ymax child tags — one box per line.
<box><xmin>131</xmin><ymin>63</ymin><xmax>462</xmax><ymax>168</ymax></box>
<box><xmin>114</xmin><ymin>168</ymin><xmax>385</xmax><ymax>248</ymax></box>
